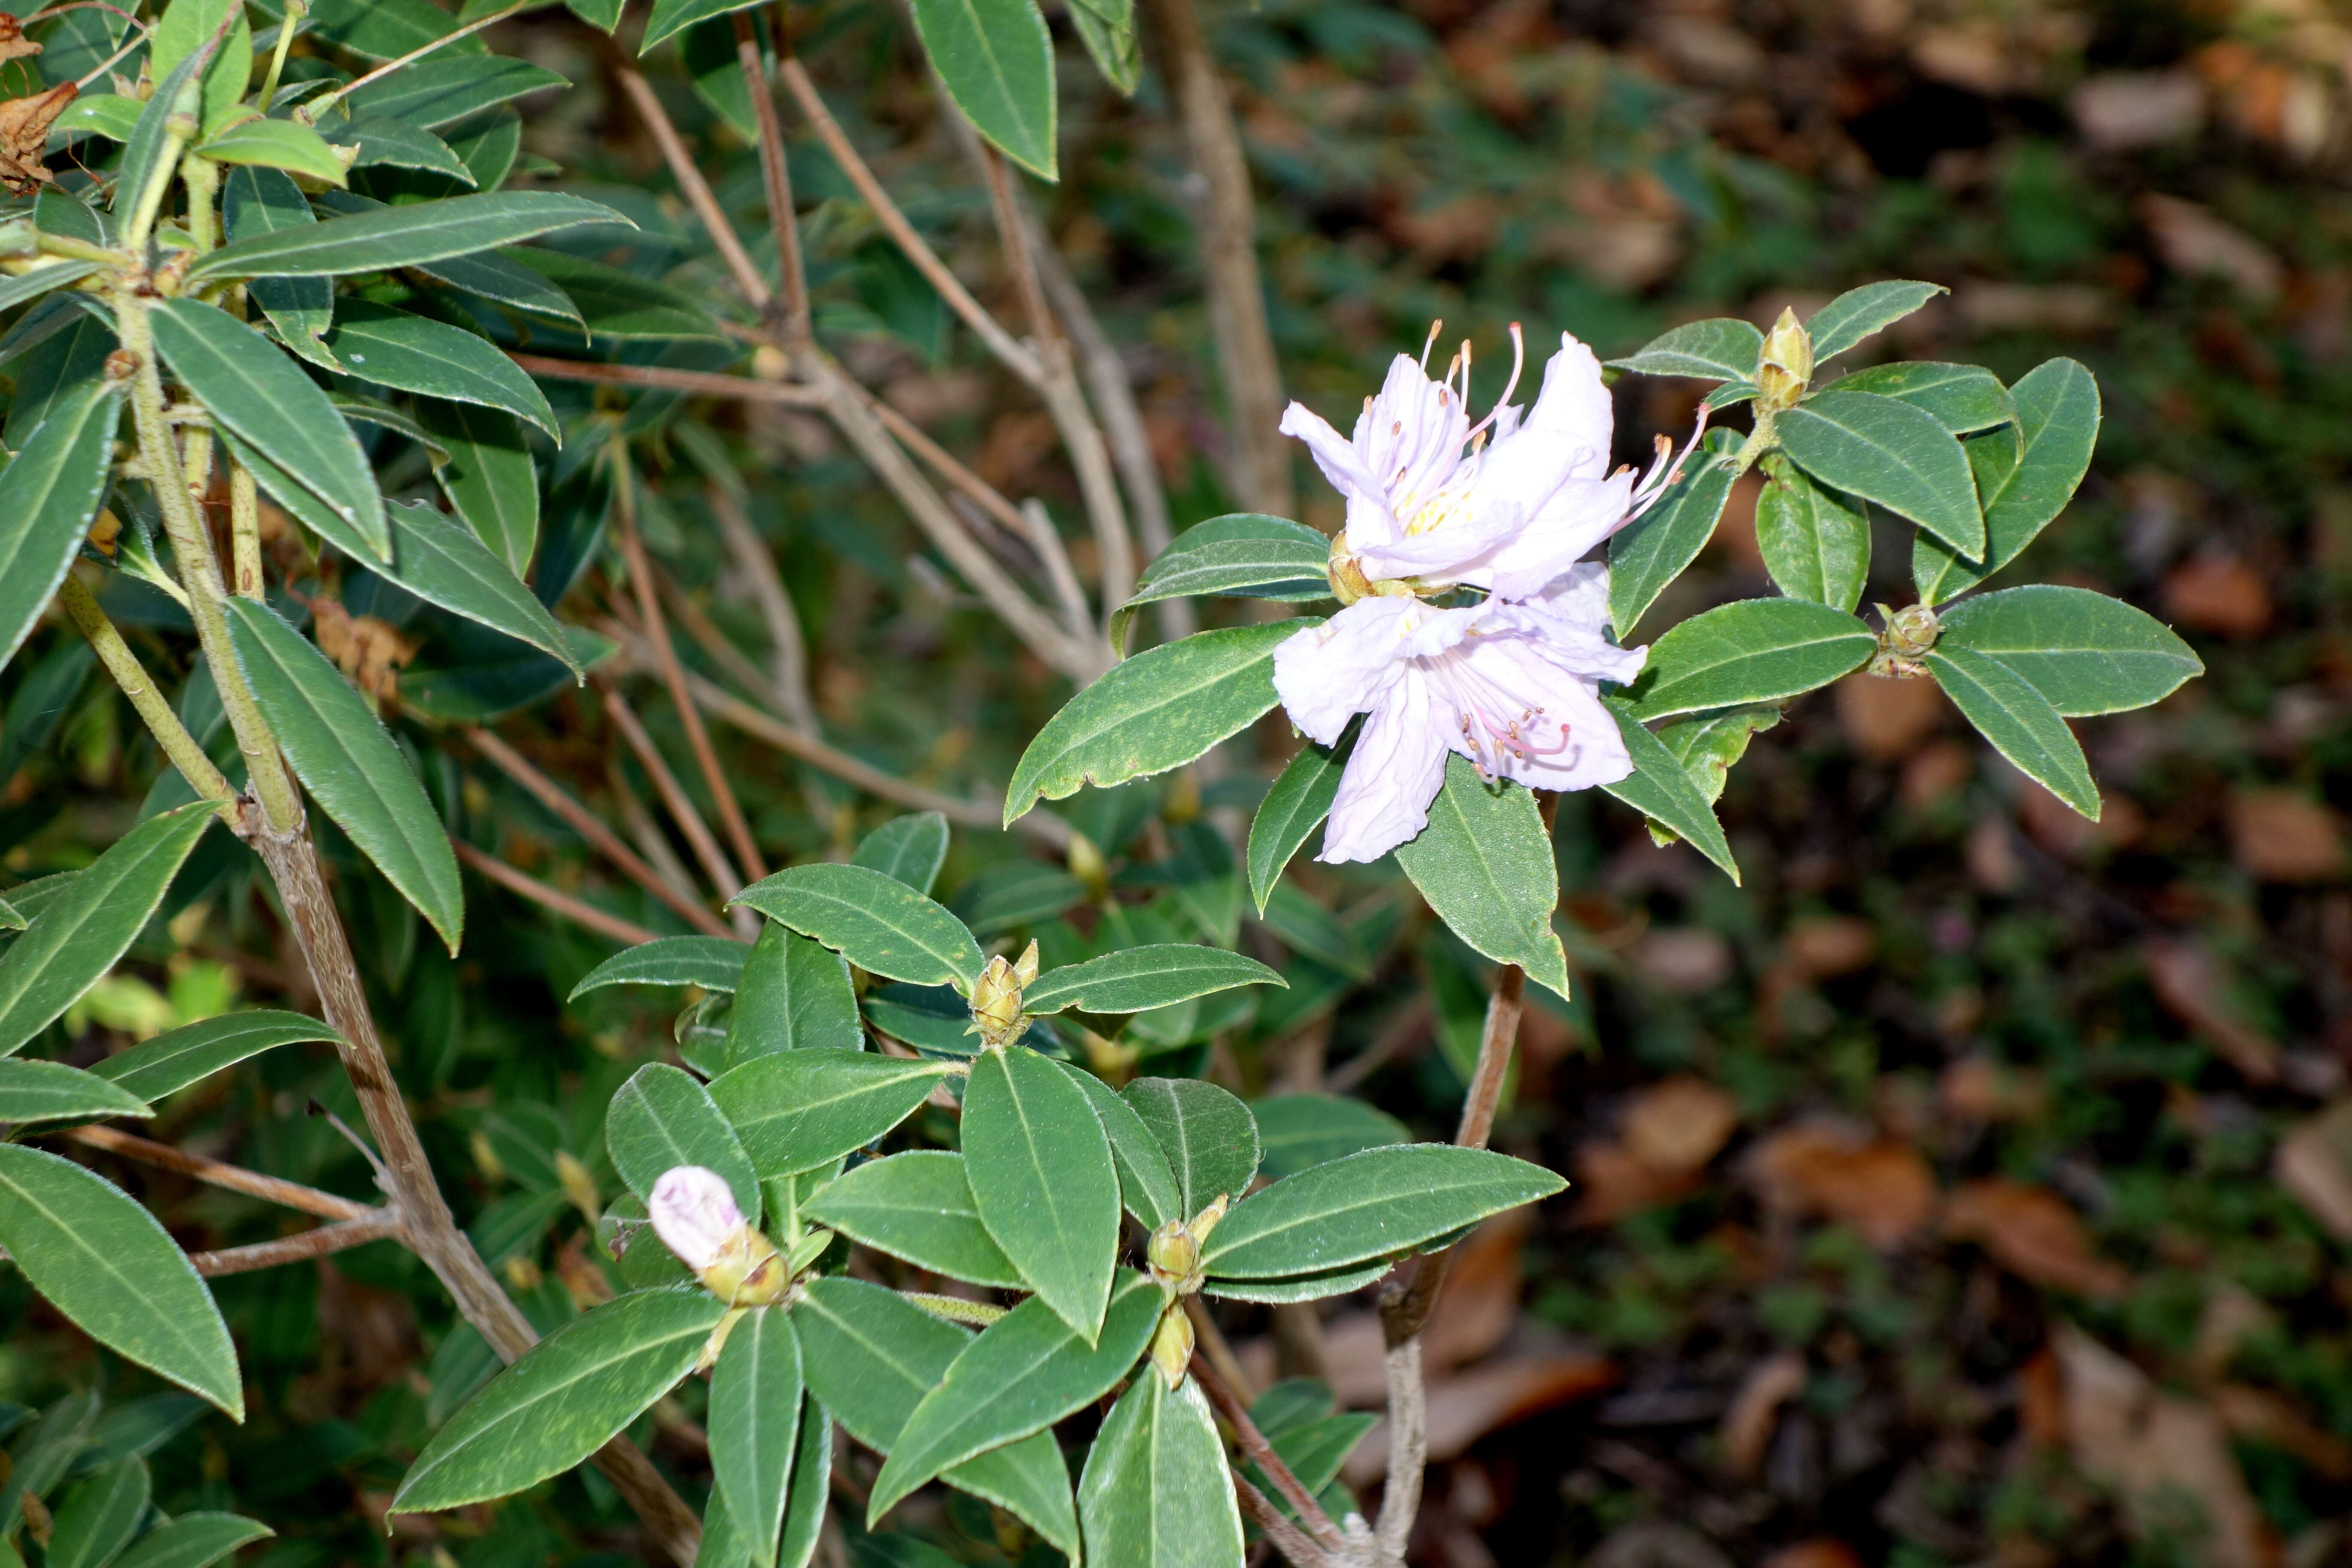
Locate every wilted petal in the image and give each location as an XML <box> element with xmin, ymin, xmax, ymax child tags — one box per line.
<box><xmin>1273</xmin><ymin>597</ymin><xmax>1415</xmax><ymax>747</ymax></box>
<box><xmin>1319</xmin><ymin>669</ymin><xmax>1452</xmax><ymax>864</ymax></box>
<box><xmin>648</xmin><ymin>1165</ymin><xmax>744</xmax><ymax>1272</ymax></box>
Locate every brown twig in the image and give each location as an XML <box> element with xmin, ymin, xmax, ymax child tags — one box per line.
<box><xmin>465</xmin><ymin>726</ymin><xmax>732</xmax><ymax>938</ymax></box>
<box><xmin>1191</xmin><ymin>1349</ymin><xmax>1347</xmax><ymax>1556</ymax></box>
<box><xmin>612</xmin><ymin>65</ymin><xmax>772</xmax><ymax>310</ymax></box>
<box><xmin>450</xmin><ymin>838</ymin><xmax>666</xmax><ymax>949</ymax></box>
<box><xmin>189</xmin><ymin>1213</ymin><xmax>402</xmax><ymax>1276</ymax></box>
<box><xmin>1183</xmin><ymin>1294</ymin><xmax>1256</xmax><ymax>1404</ymax></box>
<box><xmin>733</xmin><ymin>8</ymin><xmax>810</xmax><ymax>341</ymax></box>
<box><xmin>610</xmin><ymin>471</ymin><xmax>770</xmax><ymax>884</ymax></box>
<box><xmin>508</xmin><ymin>352</ymin><xmax>824</xmax><ymax>406</ymax></box>
<box><xmin>610</xmin><ymin>772</ymin><xmax>710</xmax><ymax>906</ymax></box>
<box><xmin>704</xmin><ymin>485</ymin><xmax>820</xmax><ymax>735</ymax></box>
<box><xmin>61</xmin><ymin>1124</ymin><xmax>377</xmax><ymax>1222</ymax></box>
<box><xmin>1234</xmin><ymin>1470</ymin><xmax>1330</xmax><ymax>1568</ymax></box>
<box><xmin>603</xmin><ymin>685</ymin><xmax>744</xmax><ymax>901</ymax></box>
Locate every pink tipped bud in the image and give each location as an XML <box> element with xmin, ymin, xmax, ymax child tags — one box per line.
<box><xmin>648</xmin><ymin>1166</ymin><xmax>745</xmax><ymax>1273</ymax></box>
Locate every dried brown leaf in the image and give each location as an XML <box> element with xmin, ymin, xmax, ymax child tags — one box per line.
<box><xmin>1746</xmin><ymin>1125</ymin><xmax>1939</xmax><ymax>1248</ymax></box>
<box><xmin>1945</xmin><ymin>1179</ymin><xmax>2130</xmax><ymax>1298</ymax></box>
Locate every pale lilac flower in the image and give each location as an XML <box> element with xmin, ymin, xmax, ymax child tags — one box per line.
<box><xmin>1279</xmin><ymin>330</ymin><xmax>1687</xmax><ymax>600</ymax></box>
<box><xmin>648</xmin><ymin>1165</ymin><xmax>745</xmax><ymax>1272</ymax></box>
<box><xmin>1274</xmin><ymin>564</ymin><xmax>1645</xmax><ymax>864</ymax></box>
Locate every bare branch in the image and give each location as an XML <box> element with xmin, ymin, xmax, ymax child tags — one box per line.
<box><xmin>613</xmin><ymin>65</ymin><xmax>773</xmax><ymax>310</ymax></box>
<box><xmin>509</xmin><ymin>352</ymin><xmax>824</xmax><ymax>406</ymax></box>
<box><xmin>705</xmin><ymin>484</ymin><xmax>820</xmax><ymax>735</ymax></box>
<box><xmin>1023</xmin><ymin>499</ymin><xmax>1095</xmax><ymax>644</ymax></box>
<box><xmin>609</xmin><ymin>767</ymin><xmax>712</xmax><ymax>906</ymax></box>
<box><xmin>450</xmin><ymin>838</ymin><xmax>668</xmax><ymax>949</ymax></box>
<box><xmin>190</xmin><ymin>1213</ymin><xmax>402</xmax><ymax>1276</ymax></box>
<box><xmin>603</xmin><ymin>684</ymin><xmax>745</xmax><ymax>900</ymax></box>
<box><xmin>733</xmin><ymin>8</ymin><xmax>811</xmax><ymax>341</ymax></box>
<box><xmin>1232</xmin><ymin>1463</ymin><xmax>1332</xmax><ymax>1568</ymax></box>
<box><xmin>61</xmin><ymin>1125</ymin><xmax>377</xmax><ymax>1222</ymax></box>
<box><xmin>1373</xmin><ymin>1337</ymin><xmax>1426</xmax><ymax>1562</ymax></box>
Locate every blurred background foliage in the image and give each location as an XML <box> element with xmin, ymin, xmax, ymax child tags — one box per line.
<box><xmin>5</xmin><ymin>0</ymin><xmax>2351</xmax><ymax>1562</ymax></box>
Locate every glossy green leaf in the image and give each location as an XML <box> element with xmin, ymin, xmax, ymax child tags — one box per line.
<box><xmin>0</xmin><ymin>381</ymin><xmax>122</xmax><ymax>672</ymax></box>
<box><xmin>851</xmin><ymin>812</ymin><xmax>950</xmax><ymax>895</ymax></box>
<box><xmin>221</xmin><ymin>168</ymin><xmax>338</xmax><ymax>372</ymax></box>
<box><xmin>375</xmin><ymin>499</ymin><xmax>577</xmax><ymax>671</ymax></box>
<box><xmin>1623</xmin><ymin>597</ymin><xmax>1875</xmax><ymax>721</ymax></box>
<box><xmin>1752</xmin><ymin>455</ymin><xmax>1869</xmax><ymax>612</ymax></box>
<box><xmin>0</xmin><ymin>1060</ymin><xmax>149</xmax><ymax>1124</ymax></box>
<box><xmin>774</xmin><ymin>1388</ymin><xmax>829</xmax><ymax>1568</ymax></box>
<box><xmin>962</xmin><ymin>1043</ymin><xmax>1120</xmax><ymax>1341</ymax></box>
<box><xmin>224</xmin><ymin>599</ymin><xmax>464</xmax><ymax>952</ymax></box>
<box><xmin>1606</xmin><ymin>318</ymin><xmax>1762</xmax><ymax>382</ymax></box>
<box><xmin>47</xmin><ymin>1458</ymin><xmax>151</xmax><ymax>1568</ymax></box>
<box><xmin>152</xmin><ymin>0</ymin><xmax>250</xmax><ymax>131</ymax></box>
<box><xmin>345</xmin><ymin>56</ymin><xmax>569</xmax><ymax>129</ymax></box>
<box><xmin>326</xmin><ymin>303</ymin><xmax>556</xmax><ymax>435</ymax></box>
<box><xmin>306</xmin><ymin>0</ymin><xmax>487</xmax><ymax>61</ymax></box>
<box><xmin>1117</xmin><ymin>538</ymin><xmax>1332</xmax><ymax>644</ymax></box>
<box><xmin>732</xmin><ymin>864</ymin><xmax>983</xmax><ymax>989</ymax></box>
<box><xmin>1607</xmin><ymin>429</ymin><xmax>1740</xmax><ymax>637</ymax></box>
<box><xmin>725</xmin><ymin>924</ymin><xmax>861</xmax><ymax>1065</ymax></box>
<box><xmin>1914</xmin><ymin>358</ymin><xmax>2102</xmax><ymax>603</ymax></box>
<box><xmin>198</xmin><ymin>118</ymin><xmax>346</xmax><ymax>183</ymax></box>
<box><xmin>1063</xmin><ymin>1064</ymin><xmax>1181</xmax><ymax>1231</ymax></box>
<box><xmin>867</xmin><ymin>1272</ymin><xmax>1161</xmax><ymax>1519</ymax></box>
<box><xmin>417</xmin><ymin>401</ymin><xmax>539</xmax><ymax>575</ymax></box>
<box><xmin>909</xmin><ymin>0</ymin><xmax>1057</xmax><ymax>180</ymax></box>
<box><xmin>710</xmin><ymin>1307</ymin><xmax>801</xmax><ymax>1568</ymax></box>
<box><xmin>320</xmin><ymin>116</ymin><xmax>474</xmax><ymax>183</ymax></box>
<box><xmin>570</xmin><ymin>936</ymin><xmax>750</xmax><ymax>998</ymax></box>
<box><xmin>793</xmin><ymin>1279</ymin><xmax>1078</xmax><ymax>1559</ymax></box>
<box><xmin>607</xmin><ymin>1061</ymin><xmax>761</xmax><ymax>1219</ymax></box>
<box><xmin>53</xmin><ymin>95</ymin><xmax>143</xmax><ymax>143</ymax></box>
<box><xmin>1598</xmin><ymin>699</ymin><xmax>1741</xmax><ymax>882</ymax></box>
<box><xmin>88</xmin><ymin>1010</ymin><xmax>340</xmax><ymax>1101</ymax></box>
<box><xmin>1777</xmin><ymin>390</ymin><xmax>1983</xmax><ymax>556</ymax></box>
<box><xmin>708</xmin><ymin>1051</ymin><xmax>955</xmax><ymax>1177</ymax></box>
<box><xmin>1924</xmin><ymin>646</ymin><xmax>2099</xmax><ymax>818</ymax></box>
<box><xmin>150</xmin><ymin>298</ymin><xmax>387</xmax><ymax>559</ymax></box>
<box><xmin>640</xmin><ymin>0</ymin><xmax>764</xmax><ymax>51</ymax></box>
<box><xmin>109</xmin><ymin>1514</ymin><xmax>273</xmax><ymax>1568</ymax></box>
<box><xmin>1023</xmin><ymin>945</ymin><xmax>1283</xmax><ymax>1017</ymax></box>
<box><xmin>1803</xmin><ymin>280</ymin><xmax>1945</xmax><ymax>362</ymax></box>
<box><xmin>1645</xmin><ymin>703</ymin><xmax>1779</xmax><ymax>857</ymax></box>
<box><xmin>1122</xmin><ymin>1077</ymin><xmax>1259</xmax><ymax>1217</ymax></box>
<box><xmin>1936</xmin><ymin>585</ymin><xmax>2202</xmax><ymax>716</ymax></box>
<box><xmin>566</xmin><ymin>0</ymin><xmax>628</xmax><ymax>28</ymax></box>
<box><xmin>188</xmin><ymin>192</ymin><xmax>628</xmax><ymax>285</ymax></box>
<box><xmin>422</xmin><ymin>247</ymin><xmax>583</xmax><ymax>325</ymax></box>
<box><xmin>0</xmin><ymin>1146</ymin><xmax>241</xmax><ymax>1417</ymax></box>
<box><xmin>1247</xmin><ymin>730</ymin><xmax>1351</xmax><ymax>914</ymax></box>
<box><xmin>1819</xmin><ymin>361</ymin><xmax>2014</xmax><ymax>435</ymax></box>
<box><xmin>804</xmin><ymin>1151</ymin><xmax>1021</xmax><ymax>1288</ymax></box>
<box><xmin>1395</xmin><ymin>756</ymin><xmax>1569</xmax><ymax>999</ymax></box>
<box><xmin>1078</xmin><ymin>1375</ymin><xmax>1243</xmax><ymax>1568</ymax></box>
<box><xmin>1008</xmin><ymin>621</ymin><xmax>1309</xmax><ymax>822</ymax></box>
<box><xmin>507</xmin><ymin>250</ymin><xmax>723</xmax><ymax>340</ymax></box>
<box><xmin>392</xmin><ymin>1288</ymin><xmax>728</xmax><ymax>1512</ymax></box>
<box><xmin>1250</xmin><ymin>1095</ymin><xmax>1409</xmax><ymax>1180</ymax></box>
<box><xmin>0</xmin><ymin>803</ymin><xmax>215</xmax><ymax>1059</ymax></box>
<box><xmin>1201</xmin><ymin>1142</ymin><xmax>1564</xmax><ymax>1280</ymax></box>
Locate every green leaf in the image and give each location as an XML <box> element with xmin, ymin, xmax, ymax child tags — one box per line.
<box><xmin>1395</xmin><ymin>757</ymin><xmax>1569</xmax><ymax>1000</ymax></box>
<box><xmin>326</xmin><ymin>303</ymin><xmax>556</xmax><ymax>435</ymax></box>
<box><xmin>851</xmin><ymin>812</ymin><xmax>950</xmax><ymax>895</ymax></box>
<box><xmin>1007</xmin><ymin>622</ymin><xmax>1308</xmax><ymax>823</ymax></box>
<box><xmin>909</xmin><ymin>0</ymin><xmax>1057</xmax><ymax>180</ymax></box>
<box><xmin>392</xmin><ymin>1288</ymin><xmax>728</xmax><ymax>1513</ymax></box>
<box><xmin>1818</xmin><ymin>361</ymin><xmax>2014</xmax><ymax>435</ymax></box>
<box><xmin>1246</xmin><ymin>731</ymin><xmax>1351</xmax><ymax>914</ymax></box>
<box><xmin>1063</xmin><ymin>1065</ymin><xmax>1181</xmax><ymax>1231</ymax></box>
<box><xmin>775</xmin><ymin>1388</ymin><xmax>830</xmax><ymax>1568</ymax></box>
<box><xmin>152</xmin><ymin>0</ymin><xmax>251</xmax><ymax>132</ymax></box>
<box><xmin>87</xmin><ymin>1009</ymin><xmax>339</xmax><ymax>1101</ymax></box>
<box><xmin>1623</xmin><ymin>597</ymin><xmax>1876</xmax><ymax>721</ymax></box>
<box><xmin>372</xmin><ymin>499</ymin><xmax>576</xmax><ymax>673</ymax></box>
<box><xmin>867</xmin><ymin>1272</ymin><xmax>1161</xmax><ymax>1519</ymax></box>
<box><xmin>1914</xmin><ymin>358</ymin><xmax>2102</xmax><ymax>603</ymax></box>
<box><xmin>319</xmin><ymin>116</ymin><xmax>474</xmax><ymax>183</ymax></box>
<box><xmin>570</xmin><ymin>936</ymin><xmax>750</xmax><ymax>998</ymax></box>
<box><xmin>345</xmin><ymin>56</ymin><xmax>569</xmax><ymax>129</ymax></box>
<box><xmin>422</xmin><ymin>246</ymin><xmax>583</xmax><ymax>325</ymax></box>
<box><xmin>0</xmin><ymin>1145</ymin><xmax>242</xmax><ymax>1418</ymax></box>
<box><xmin>1923</xmin><ymin>646</ymin><xmax>2099</xmax><ymax>818</ymax></box>
<box><xmin>725</xmin><ymin>924</ymin><xmax>862</xmax><ymax>1065</ymax></box>
<box><xmin>607</xmin><ymin>1061</ymin><xmax>761</xmax><ymax>1219</ymax></box>
<box><xmin>1605</xmin><ymin>318</ymin><xmax>1762</xmax><ymax>382</ymax></box>
<box><xmin>732</xmin><ymin>864</ymin><xmax>983</xmax><ymax>989</ymax></box>
<box><xmin>639</xmin><ymin>0</ymin><xmax>764</xmax><ymax>51</ymax></box>
<box><xmin>710</xmin><ymin>1307</ymin><xmax>801</xmax><ymax>1568</ymax></box>
<box><xmin>1645</xmin><ymin>702</ymin><xmax>1779</xmax><ymax>857</ymax></box>
<box><xmin>1607</xmin><ymin>428</ymin><xmax>1740</xmax><ymax>637</ymax></box>
<box><xmin>1803</xmin><ymin>280</ymin><xmax>1946</xmax><ymax>362</ymax></box>
<box><xmin>1752</xmin><ymin>455</ymin><xmax>1869</xmax><ymax>612</ymax></box>
<box><xmin>566</xmin><ymin>0</ymin><xmax>628</xmax><ymax>28</ymax></box>
<box><xmin>1598</xmin><ymin>700</ymin><xmax>1741</xmax><ymax>881</ymax></box>
<box><xmin>1023</xmin><ymin>945</ymin><xmax>1283</xmax><ymax>1017</ymax></box>
<box><xmin>0</xmin><ymin>1060</ymin><xmax>150</xmax><ymax>1124</ymax></box>
<box><xmin>962</xmin><ymin>1044</ymin><xmax>1120</xmax><ymax>1341</ymax></box>
<box><xmin>1120</xmin><ymin>536</ymin><xmax>1331</xmax><ymax>628</ymax></box>
<box><xmin>418</xmin><ymin>401</ymin><xmax>539</xmax><ymax>575</ymax></box>
<box><xmin>1777</xmin><ymin>390</ymin><xmax>1983</xmax><ymax>556</ymax></box>
<box><xmin>1936</xmin><ymin>585</ymin><xmax>2202</xmax><ymax>715</ymax></box>
<box><xmin>1201</xmin><ymin>1261</ymin><xmax>1397</xmax><ymax>1303</ymax></box>
<box><xmin>1202</xmin><ymin>1142</ymin><xmax>1564</xmax><ymax>1280</ymax></box>
<box><xmin>220</xmin><ymin>167</ymin><xmax>337</xmax><ymax>372</ymax></box>
<box><xmin>224</xmin><ymin>598</ymin><xmax>465</xmax><ymax>951</ymax></box>
<box><xmin>150</xmin><ymin>298</ymin><xmax>388</xmax><ymax>560</ymax></box>
<box><xmin>52</xmin><ymin>95</ymin><xmax>143</xmax><ymax>143</ymax></box>
<box><xmin>0</xmin><ymin>803</ymin><xmax>216</xmax><ymax>1059</ymax></box>
<box><xmin>1071</xmin><ymin>0</ymin><xmax>1139</xmax><ymax>95</ymax></box>
<box><xmin>0</xmin><ymin>263</ymin><xmax>98</xmax><ymax>321</ymax></box>
<box><xmin>110</xmin><ymin>1514</ymin><xmax>273</xmax><ymax>1568</ymax></box>
<box><xmin>188</xmin><ymin>192</ymin><xmax>628</xmax><ymax>285</ymax></box>
<box><xmin>506</xmin><ymin>250</ymin><xmax>722</xmax><ymax>341</ymax></box>
<box><xmin>0</xmin><ymin>381</ymin><xmax>122</xmax><ymax>672</ymax></box>
<box><xmin>306</xmin><ymin>0</ymin><xmax>488</xmax><ymax>61</ymax></box>
<box><xmin>708</xmin><ymin>1052</ymin><xmax>955</xmax><ymax>1178</ymax></box>
<box><xmin>1250</xmin><ymin>1095</ymin><xmax>1408</xmax><ymax>1180</ymax></box>
<box><xmin>47</xmin><ymin>1459</ymin><xmax>151</xmax><ymax>1568</ymax></box>
<box><xmin>793</xmin><ymin>1279</ymin><xmax>1078</xmax><ymax>1559</ymax></box>
<box><xmin>804</xmin><ymin>1152</ymin><xmax>1021</xmax><ymax>1289</ymax></box>
<box><xmin>1122</xmin><ymin>1077</ymin><xmax>1260</xmax><ymax>1216</ymax></box>
<box><xmin>197</xmin><ymin>119</ymin><xmax>346</xmax><ymax>184</ymax></box>
<box><xmin>1078</xmin><ymin>1375</ymin><xmax>1244</xmax><ymax>1568</ymax></box>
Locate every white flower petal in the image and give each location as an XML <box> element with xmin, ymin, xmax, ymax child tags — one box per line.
<box><xmin>1272</xmin><ymin>597</ymin><xmax>1415</xmax><ymax>747</ymax></box>
<box><xmin>648</xmin><ymin>1165</ymin><xmax>744</xmax><ymax>1272</ymax></box>
<box><xmin>1318</xmin><ymin>671</ymin><xmax>1452</xmax><ymax>864</ymax></box>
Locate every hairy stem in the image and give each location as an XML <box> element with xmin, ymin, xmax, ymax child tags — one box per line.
<box><xmin>58</xmin><ymin>576</ymin><xmax>236</xmax><ymax>810</ymax></box>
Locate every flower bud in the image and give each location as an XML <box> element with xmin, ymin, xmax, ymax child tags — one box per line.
<box><xmin>1186</xmin><ymin>1194</ymin><xmax>1228</xmax><ymax>1247</ymax></box>
<box><xmin>1882</xmin><ymin>600</ymin><xmax>1941</xmax><ymax>658</ymax></box>
<box><xmin>1757</xmin><ymin>306</ymin><xmax>1813</xmax><ymax>410</ymax></box>
<box><xmin>649</xmin><ymin>1165</ymin><xmax>787</xmax><ymax>1305</ymax></box>
<box><xmin>967</xmin><ymin>953</ymin><xmax>1025</xmax><ymax>1050</ymax></box>
<box><xmin>1148</xmin><ymin>1301</ymin><xmax>1195</xmax><ymax>1391</ymax></box>
<box><xmin>1147</xmin><ymin>1218</ymin><xmax>1200</xmax><ymax>1290</ymax></box>
<box><xmin>1013</xmin><ymin>938</ymin><xmax>1040</xmax><ymax>990</ymax></box>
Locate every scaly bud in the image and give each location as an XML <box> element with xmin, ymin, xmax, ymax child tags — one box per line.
<box><xmin>649</xmin><ymin>1165</ymin><xmax>789</xmax><ymax>1305</ymax></box>
<box><xmin>1013</xmin><ymin>938</ymin><xmax>1040</xmax><ymax>990</ymax></box>
<box><xmin>1187</xmin><ymin>1194</ymin><xmax>1228</xmax><ymax>1247</ymax></box>
<box><xmin>1756</xmin><ymin>306</ymin><xmax>1813</xmax><ymax>410</ymax></box>
<box><xmin>967</xmin><ymin>953</ymin><xmax>1026</xmax><ymax>1050</ymax></box>
<box><xmin>1148</xmin><ymin>1301</ymin><xmax>1195</xmax><ymax>1390</ymax></box>
<box><xmin>1881</xmin><ymin>600</ymin><xmax>1941</xmax><ymax>658</ymax></box>
<box><xmin>1147</xmin><ymin>1218</ymin><xmax>1200</xmax><ymax>1291</ymax></box>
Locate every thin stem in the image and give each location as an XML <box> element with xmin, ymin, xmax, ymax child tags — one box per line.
<box><xmin>62</xmin><ymin>1125</ymin><xmax>377</xmax><ymax>1222</ymax></box>
<box><xmin>227</xmin><ymin>454</ymin><xmax>263</xmax><ymax>597</ymax></box>
<box><xmin>120</xmin><ymin>123</ymin><xmax>192</xmax><ymax>253</ymax></box>
<box><xmin>1373</xmin><ymin>1337</ymin><xmax>1426</xmax><ymax>1563</ymax></box>
<box><xmin>465</xmin><ymin>726</ymin><xmax>734</xmax><ymax>938</ymax></box>
<box><xmin>1182</xmin><ymin>1295</ymin><xmax>1255</xmax><ymax>1404</ymax></box>
<box><xmin>610</xmin><ymin>466</ymin><xmax>769</xmax><ymax>883</ymax></box>
<box><xmin>732</xmin><ymin>7</ymin><xmax>809</xmax><ymax>340</ymax></box>
<box><xmin>190</xmin><ymin>1213</ymin><xmax>401</xmax><ymax>1276</ymax></box>
<box><xmin>58</xmin><ymin>576</ymin><xmax>237</xmax><ymax>811</ymax></box>
<box><xmin>1191</xmin><ymin>1349</ymin><xmax>1346</xmax><ymax>1555</ymax></box>
<box><xmin>300</xmin><ymin>0</ymin><xmax>532</xmax><ymax>120</ymax></box>
<box><xmin>506</xmin><ymin>352</ymin><xmax>824</xmax><ymax>405</ymax></box>
<box><xmin>611</xmin><ymin>776</ymin><xmax>709</xmax><ymax>906</ymax></box>
<box><xmin>180</xmin><ymin>154</ymin><xmax>219</xmax><ymax>254</ymax></box>
<box><xmin>704</xmin><ymin>485</ymin><xmax>818</xmax><ymax>735</ymax></box>
<box><xmin>602</xmin><ymin>684</ymin><xmax>744</xmax><ymax>900</ymax></box>
<box><xmin>1234</xmin><ymin>1471</ymin><xmax>1330</xmax><ymax>1568</ymax></box>
<box><xmin>1022</xmin><ymin>499</ymin><xmax>1094</xmax><ymax>645</ymax></box>
<box><xmin>613</xmin><ymin>65</ymin><xmax>772</xmax><ymax>310</ymax></box>
<box><xmin>256</xmin><ymin>0</ymin><xmax>304</xmax><ymax>108</ymax></box>
<box><xmin>450</xmin><ymin>838</ymin><xmax>666</xmax><ymax>948</ymax></box>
